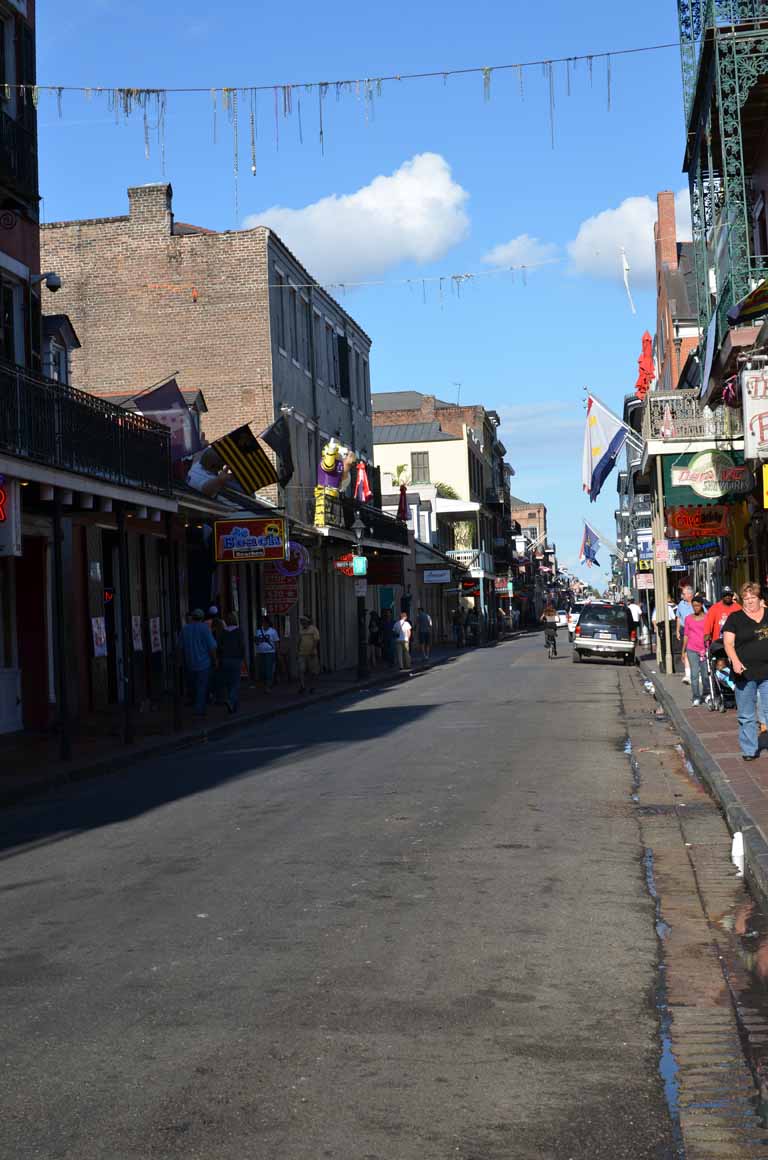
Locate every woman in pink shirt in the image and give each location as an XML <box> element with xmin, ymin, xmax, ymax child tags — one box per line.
<box><xmin>683</xmin><ymin>594</ymin><xmax>708</xmax><ymax>706</ymax></box>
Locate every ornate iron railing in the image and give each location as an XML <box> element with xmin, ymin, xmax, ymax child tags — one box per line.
<box><xmin>0</xmin><ymin>108</ymin><xmax>37</xmax><ymax>197</ymax></box>
<box><xmin>0</xmin><ymin>359</ymin><xmax>172</xmax><ymax>494</ymax></box>
<box><xmin>642</xmin><ymin>390</ymin><xmax>743</xmax><ymax>441</ymax></box>
<box><xmin>341</xmin><ymin>496</ymin><xmax>409</xmax><ymax>547</ymax></box>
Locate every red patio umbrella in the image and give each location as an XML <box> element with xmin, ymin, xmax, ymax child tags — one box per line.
<box><xmin>634</xmin><ymin>330</ymin><xmax>655</xmax><ymax>399</ymax></box>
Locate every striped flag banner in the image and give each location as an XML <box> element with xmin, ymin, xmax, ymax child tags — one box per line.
<box><xmin>211</xmin><ymin>424</ymin><xmax>278</xmax><ymax>494</ymax></box>
<box><xmin>579</xmin><ymin>522</ymin><xmax>600</xmax><ymax>568</ymax></box>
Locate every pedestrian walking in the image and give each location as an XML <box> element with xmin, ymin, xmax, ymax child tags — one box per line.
<box><xmin>676</xmin><ymin>584</ymin><xmax>696</xmax><ymax>684</ymax></box>
<box><xmin>652</xmin><ymin>598</ymin><xmax>677</xmax><ymax>671</ymax></box>
<box><xmin>703</xmin><ymin>585</ymin><xmax>739</xmax><ymax>644</ymax></box>
<box><xmin>297</xmin><ymin>614</ymin><xmax>320</xmax><ymax>694</ymax></box>
<box><xmin>722</xmin><ymin>582</ymin><xmax>768</xmax><ymax>761</ymax></box>
<box><xmin>415</xmin><ymin>607</ymin><xmax>432</xmax><ymax>661</ymax></box>
<box><xmin>218</xmin><ymin>611</ymin><xmax>245</xmax><ymax>714</ymax></box>
<box><xmin>394</xmin><ymin>610</ymin><xmax>413</xmax><ymax>672</ymax></box>
<box><xmin>682</xmin><ymin>594</ymin><xmax>708</xmax><ymax>706</ymax></box>
<box><xmin>451</xmin><ymin>608</ymin><xmax>465</xmax><ymax>648</ymax></box>
<box><xmin>367</xmin><ymin>610</ymin><xmax>381</xmax><ymax>669</ymax></box>
<box><xmin>255</xmin><ymin>617</ymin><xmax>279</xmax><ymax>692</ymax></box>
<box><xmin>177</xmin><ymin>609</ymin><xmax>217</xmax><ymax>717</ymax></box>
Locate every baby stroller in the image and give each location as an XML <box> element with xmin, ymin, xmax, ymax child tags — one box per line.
<box><xmin>706</xmin><ymin>638</ymin><xmax>736</xmax><ymax>713</ymax></box>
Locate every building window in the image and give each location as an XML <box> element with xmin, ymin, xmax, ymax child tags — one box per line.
<box><xmin>411</xmin><ymin>451</ymin><xmax>430</xmax><ymax>484</ymax></box>
<box><xmin>0</xmin><ymin>278</ymin><xmax>21</xmax><ymax>366</ymax></box>
<box><xmin>354</xmin><ymin>349</ymin><xmax>361</xmax><ymax>408</ymax></box>
<box><xmin>524</xmin><ymin>525</ymin><xmax>537</xmax><ymax>538</ymax></box>
<box><xmin>302</xmin><ymin>297</ymin><xmax>312</xmax><ymax>370</ymax></box>
<box><xmin>326</xmin><ymin>324</ymin><xmax>338</xmax><ymax>390</ymax></box>
<box><xmin>362</xmin><ymin>358</ymin><xmax>370</xmax><ymax>413</ymax></box>
<box><xmin>314</xmin><ymin>312</ymin><xmax>325</xmax><ymax>382</ymax></box>
<box><xmin>337</xmin><ymin>334</ymin><xmax>351</xmax><ymax>400</ymax></box>
<box><xmin>289</xmin><ymin>287</ymin><xmax>299</xmax><ymax>361</ymax></box>
<box><xmin>274</xmin><ymin>270</ymin><xmax>287</xmax><ymax>352</ymax></box>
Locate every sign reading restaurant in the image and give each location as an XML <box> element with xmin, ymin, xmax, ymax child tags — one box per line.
<box><xmin>670</xmin><ymin>450</ymin><xmax>753</xmax><ymax>500</ymax></box>
<box><xmin>214</xmin><ymin>518</ymin><xmax>288</xmax><ymax>563</ymax></box>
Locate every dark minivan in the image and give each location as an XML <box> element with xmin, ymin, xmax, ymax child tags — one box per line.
<box><xmin>572</xmin><ymin>602</ymin><xmax>637</xmax><ymax>665</ymax></box>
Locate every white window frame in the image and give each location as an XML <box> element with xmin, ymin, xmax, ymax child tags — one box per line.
<box><xmin>273</xmin><ymin>265</ymin><xmax>288</xmax><ymax>358</ymax></box>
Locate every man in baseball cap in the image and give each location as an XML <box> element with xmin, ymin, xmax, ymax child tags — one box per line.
<box><xmin>704</xmin><ymin>585</ymin><xmax>738</xmax><ymax>644</ymax></box>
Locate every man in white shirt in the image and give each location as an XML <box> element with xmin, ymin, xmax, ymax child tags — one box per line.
<box><xmin>628</xmin><ymin>599</ymin><xmax>642</xmax><ymax>625</ymax></box>
<box><xmin>394</xmin><ymin>611</ymin><xmax>413</xmax><ymax>673</ymax></box>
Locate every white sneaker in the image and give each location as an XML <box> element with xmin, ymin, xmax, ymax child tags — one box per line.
<box><xmin>692</xmin><ymin>699</ymin><xmax>701</xmax><ymax>706</ymax></box>
<box><xmin>682</xmin><ymin>678</ymin><xmax>691</xmax><ymax>685</ymax></box>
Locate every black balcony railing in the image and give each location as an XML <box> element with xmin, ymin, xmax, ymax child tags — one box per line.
<box><xmin>0</xmin><ymin>108</ymin><xmax>37</xmax><ymax>197</ymax></box>
<box><xmin>0</xmin><ymin>360</ymin><xmax>172</xmax><ymax>495</ymax></box>
<box><xmin>342</xmin><ymin>495</ymin><xmax>409</xmax><ymax>547</ymax></box>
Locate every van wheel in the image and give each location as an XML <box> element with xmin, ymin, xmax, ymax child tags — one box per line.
<box><xmin>572</xmin><ymin>651</ymin><xmax>581</xmax><ymax>664</ymax></box>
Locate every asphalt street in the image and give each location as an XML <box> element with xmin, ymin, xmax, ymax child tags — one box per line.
<box><xmin>1</xmin><ymin>634</ymin><xmax>673</xmax><ymax>1159</ymax></box>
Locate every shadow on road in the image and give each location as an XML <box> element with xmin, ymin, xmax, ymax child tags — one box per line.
<box><xmin>0</xmin><ymin>699</ymin><xmax>439</xmax><ymax>861</ymax></box>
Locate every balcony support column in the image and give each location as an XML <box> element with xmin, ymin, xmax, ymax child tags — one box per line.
<box><xmin>165</xmin><ymin>512</ymin><xmax>182</xmax><ymax>732</ymax></box>
<box><xmin>653</xmin><ymin>456</ymin><xmax>674</xmax><ymax>676</ymax></box>
<box><xmin>52</xmin><ymin>491</ymin><xmax>72</xmax><ymax>761</ymax></box>
<box><xmin>116</xmin><ymin>503</ymin><xmax>135</xmax><ymax>745</ymax></box>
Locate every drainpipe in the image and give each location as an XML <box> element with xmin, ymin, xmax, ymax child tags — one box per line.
<box><xmin>653</xmin><ymin>455</ymin><xmax>673</xmax><ymax>675</ymax></box>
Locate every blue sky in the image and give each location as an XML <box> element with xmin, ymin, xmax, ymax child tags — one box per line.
<box><xmin>37</xmin><ymin>0</ymin><xmax>688</xmax><ymax>580</ymax></box>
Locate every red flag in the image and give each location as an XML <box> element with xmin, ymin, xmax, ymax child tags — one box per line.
<box><xmin>396</xmin><ymin>483</ymin><xmax>408</xmax><ymax>522</ymax></box>
<box><xmin>355</xmin><ymin>461</ymin><xmax>372</xmax><ymax>503</ymax></box>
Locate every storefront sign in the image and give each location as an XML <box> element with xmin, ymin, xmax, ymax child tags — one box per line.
<box><xmin>149</xmin><ymin>616</ymin><xmax>162</xmax><ymax>654</ymax></box>
<box><xmin>666</xmin><ymin>505</ymin><xmax>730</xmax><ymax>537</ymax></box>
<box><xmin>743</xmin><ymin>368</ymin><xmax>768</xmax><ymax>459</ymax></box>
<box><xmin>275</xmin><ymin>541</ymin><xmax>310</xmax><ymax>577</ymax></box>
<box><xmin>764</xmin><ymin>464</ymin><xmax>768</xmax><ymax>508</ymax></box>
<box><xmin>636</xmin><ymin>531</ymin><xmax>653</xmax><ymax>561</ymax></box>
<box><xmin>679</xmin><ymin>537</ymin><xmax>722</xmax><ymax>563</ymax></box>
<box><xmin>637</xmin><ymin>573</ymin><xmax>655</xmax><ymax>590</ymax></box>
<box><xmin>354</xmin><ymin>579</ymin><xmax>368</xmax><ymax>597</ymax></box>
<box><xmin>636</xmin><ymin>559</ymin><xmax>653</xmax><ymax>572</ymax></box>
<box><xmin>91</xmin><ymin>616</ymin><xmax>108</xmax><ymax>658</ymax></box>
<box><xmin>214</xmin><ymin>517</ymin><xmax>288</xmax><ymax>563</ymax></box>
<box><xmin>263</xmin><ymin>564</ymin><xmax>299</xmax><ymax>614</ymax></box>
<box><xmin>367</xmin><ymin>556</ymin><xmax>404</xmax><ymax>586</ymax></box>
<box><xmin>655</xmin><ymin>540</ymin><xmax>669</xmax><ymax>562</ymax></box>
<box><xmin>424</xmin><ymin>569</ymin><xmax>451</xmax><ymax>584</ymax></box>
<box><xmin>334</xmin><ymin>552</ymin><xmax>355</xmax><ymax>577</ymax></box>
<box><xmin>0</xmin><ymin>479</ymin><xmax>22</xmax><ymax>557</ymax></box>
<box><xmin>669</xmin><ymin>450</ymin><xmax>753</xmax><ymax>500</ymax></box>
<box><xmin>668</xmin><ymin>539</ymin><xmax>686</xmax><ymax>571</ymax></box>
<box><xmin>352</xmin><ymin>555</ymin><xmax>368</xmax><ymax>576</ymax></box>
<box><xmin>494</xmin><ymin>577</ymin><xmax>510</xmax><ymax>591</ymax></box>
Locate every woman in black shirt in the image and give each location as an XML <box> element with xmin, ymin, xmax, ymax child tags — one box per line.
<box><xmin>723</xmin><ymin>582</ymin><xmax>768</xmax><ymax>760</ymax></box>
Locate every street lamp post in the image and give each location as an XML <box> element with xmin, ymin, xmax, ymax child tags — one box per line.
<box><xmin>351</xmin><ymin>511</ymin><xmax>369</xmax><ymax>681</ymax></box>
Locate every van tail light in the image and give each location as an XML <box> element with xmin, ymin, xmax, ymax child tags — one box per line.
<box><xmin>575</xmin><ymin>625</ymin><xmax>581</xmax><ymax>637</ymax></box>
<box><xmin>630</xmin><ymin>629</ymin><xmax>637</xmax><ymax>642</ymax></box>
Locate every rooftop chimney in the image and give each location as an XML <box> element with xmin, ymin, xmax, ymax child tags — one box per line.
<box><xmin>655</xmin><ymin>190</ymin><xmax>678</xmax><ymax>273</ymax></box>
<box><xmin>128</xmin><ymin>183</ymin><xmax>174</xmax><ymax>234</ymax></box>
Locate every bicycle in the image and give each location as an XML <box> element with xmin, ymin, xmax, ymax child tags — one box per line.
<box><xmin>545</xmin><ymin>629</ymin><xmax>558</xmax><ymax>659</ymax></box>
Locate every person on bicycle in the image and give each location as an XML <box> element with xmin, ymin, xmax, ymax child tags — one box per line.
<box><xmin>541</xmin><ymin>601</ymin><xmax>558</xmax><ymax>656</ymax></box>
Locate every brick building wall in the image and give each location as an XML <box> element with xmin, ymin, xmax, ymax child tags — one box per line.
<box><xmin>41</xmin><ymin>184</ymin><xmax>274</xmax><ymax>441</ymax></box>
<box><xmin>510</xmin><ymin>501</ymin><xmax>547</xmax><ymax>542</ymax></box>
<box><xmin>653</xmin><ymin>191</ymin><xmax>699</xmax><ymax>392</ymax></box>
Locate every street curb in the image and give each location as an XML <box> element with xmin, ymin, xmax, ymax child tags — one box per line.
<box><xmin>639</xmin><ymin>659</ymin><xmax>768</xmax><ymax>911</ymax></box>
<box><xmin>2</xmin><ymin>640</ymin><xmax>519</xmax><ymax>812</ymax></box>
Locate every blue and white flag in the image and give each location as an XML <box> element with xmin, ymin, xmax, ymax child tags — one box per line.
<box><xmin>579</xmin><ymin>523</ymin><xmax>600</xmax><ymax>568</ymax></box>
<box><xmin>582</xmin><ymin>395</ymin><xmax>628</xmax><ymax>502</ymax></box>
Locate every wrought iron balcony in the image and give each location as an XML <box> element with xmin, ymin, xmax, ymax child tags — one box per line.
<box><xmin>0</xmin><ymin>359</ymin><xmax>172</xmax><ymax>495</ymax></box>
<box><xmin>641</xmin><ymin>391</ymin><xmax>743</xmax><ymax>442</ymax></box>
<box><xmin>0</xmin><ymin>108</ymin><xmax>37</xmax><ymax>198</ymax></box>
<box><xmin>445</xmin><ymin>548</ymin><xmax>494</xmax><ymax>573</ymax></box>
<box><xmin>341</xmin><ymin>496</ymin><xmax>409</xmax><ymax>547</ymax></box>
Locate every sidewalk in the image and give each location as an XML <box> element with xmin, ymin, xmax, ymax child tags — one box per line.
<box><xmin>0</xmin><ymin>640</ymin><xmax>501</xmax><ymax>810</ymax></box>
<box><xmin>640</xmin><ymin>654</ymin><xmax>768</xmax><ymax>907</ymax></box>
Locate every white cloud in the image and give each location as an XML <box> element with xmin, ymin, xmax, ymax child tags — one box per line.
<box><xmin>243</xmin><ymin>153</ymin><xmax>469</xmax><ymax>284</ymax></box>
<box><xmin>481</xmin><ymin>233</ymin><xmax>558</xmax><ymax>269</ymax></box>
<box><xmin>567</xmin><ymin>189</ymin><xmax>692</xmax><ymax>286</ymax></box>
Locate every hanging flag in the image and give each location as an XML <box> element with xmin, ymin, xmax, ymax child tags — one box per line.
<box><xmin>579</xmin><ymin>523</ymin><xmax>600</xmax><ymax>568</ymax></box>
<box><xmin>354</xmin><ymin>461</ymin><xmax>372</xmax><ymax>503</ymax></box>
<box><xmin>210</xmin><ymin>424</ymin><xmax>278</xmax><ymax>493</ymax></box>
<box><xmin>396</xmin><ymin>483</ymin><xmax>408</xmax><ymax>522</ymax></box>
<box><xmin>132</xmin><ymin>377</ymin><xmax>202</xmax><ymax>460</ymax></box>
<box><xmin>259</xmin><ymin>415</ymin><xmax>294</xmax><ymax>485</ymax></box>
<box><xmin>582</xmin><ymin>395</ymin><xmax>629</xmax><ymax>502</ymax></box>
<box><xmin>727</xmin><ymin>278</ymin><xmax>768</xmax><ymax>326</ymax></box>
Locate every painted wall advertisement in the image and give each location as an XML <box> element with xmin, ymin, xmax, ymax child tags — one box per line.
<box><xmin>214</xmin><ymin>517</ymin><xmax>288</xmax><ymax>563</ymax></box>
